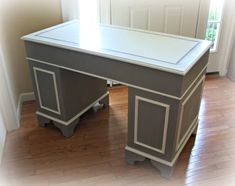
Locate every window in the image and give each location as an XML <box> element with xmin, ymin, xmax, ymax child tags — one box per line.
<box><xmin>205</xmin><ymin>0</ymin><xmax>224</xmax><ymax>52</ymax></box>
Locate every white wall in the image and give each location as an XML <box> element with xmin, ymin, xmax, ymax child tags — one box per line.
<box><xmin>216</xmin><ymin>0</ymin><xmax>235</xmax><ymax>76</ymax></box>
<box><xmin>0</xmin><ymin>47</ymin><xmax>13</xmax><ymax>163</ymax></box>
<box><xmin>0</xmin><ymin>0</ymin><xmax>62</xmax><ymax>161</ymax></box>
<box><xmin>227</xmin><ymin>27</ymin><xmax>235</xmax><ymax>81</ymax></box>
<box><xmin>0</xmin><ymin>0</ymin><xmax>62</xmax><ymax>127</ymax></box>
<box><xmin>0</xmin><ymin>112</ymin><xmax>7</xmax><ymax>164</ymax></box>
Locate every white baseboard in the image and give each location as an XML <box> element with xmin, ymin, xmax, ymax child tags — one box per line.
<box><xmin>0</xmin><ymin>121</ymin><xmax>7</xmax><ymax>166</ymax></box>
<box><xmin>17</xmin><ymin>92</ymin><xmax>35</xmax><ymax>122</ymax></box>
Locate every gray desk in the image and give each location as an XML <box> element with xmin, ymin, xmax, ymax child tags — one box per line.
<box><xmin>22</xmin><ymin>20</ymin><xmax>211</xmax><ymax>178</ymax></box>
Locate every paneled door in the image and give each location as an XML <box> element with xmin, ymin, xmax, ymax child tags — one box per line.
<box><xmin>100</xmin><ymin>0</ymin><xmax>206</xmax><ymax>38</ymax></box>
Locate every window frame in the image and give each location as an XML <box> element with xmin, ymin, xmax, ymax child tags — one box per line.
<box><xmin>205</xmin><ymin>0</ymin><xmax>224</xmax><ymax>53</ymax></box>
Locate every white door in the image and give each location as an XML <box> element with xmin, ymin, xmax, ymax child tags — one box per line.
<box><xmin>109</xmin><ymin>0</ymin><xmax>200</xmax><ymax>37</ymax></box>
<box><xmin>100</xmin><ymin>0</ymin><xmax>210</xmax><ymax>37</ymax></box>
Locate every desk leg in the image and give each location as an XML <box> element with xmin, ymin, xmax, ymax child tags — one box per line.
<box><xmin>125</xmin><ymin>149</ymin><xmax>175</xmax><ymax>179</ymax></box>
<box><xmin>37</xmin><ymin>115</ymin><xmax>51</xmax><ymax>127</ymax></box>
<box><xmin>125</xmin><ymin>81</ymin><xmax>203</xmax><ymax>179</ymax></box>
<box><xmin>125</xmin><ymin>149</ymin><xmax>145</xmax><ymax>165</ymax></box>
<box><xmin>54</xmin><ymin>118</ymin><xmax>80</xmax><ymax>138</ymax></box>
<box><xmin>99</xmin><ymin>94</ymin><xmax>109</xmax><ymax>107</ymax></box>
<box><xmin>150</xmin><ymin>160</ymin><xmax>175</xmax><ymax>180</ymax></box>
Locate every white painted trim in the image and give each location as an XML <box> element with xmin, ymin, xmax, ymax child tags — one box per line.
<box><xmin>125</xmin><ymin>119</ymin><xmax>198</xmax><ymax>167</ymax></box>
<box><xmin>0</xmin><ymin>138</ymin><xmax>6</xmax><ymax>165</ymax></box>
<box><xmin>16</xmin><ymin>92</ymin><xmax>35</xmax><ymax>122</ymax></box>
<box><xmin>134</xmin><ymin>96</ymin><xmax>170</xmax><ymax>154</ymax></box>
<box><xmin>176</xmin><ymin>116</ymin><xmax>198</xmax><ymax>151</ymax></box>
<box><xmin>125</xmin><ymin>146</ymin><xmax>172</xmax><ymax>167</ymax></box>
<box><xmin>98</xmin><ymin>0</ymin><xmax>111</xmax><ymax>24</ymax></box>
<box><xmin>27</xmin><ymin>57</ymin><xmax>207</xmax><ymax>101</ymax></box>
<box><xmin>22</xmin><ymin>20</ymin><xmax>211</xmax><ymax>75</ymax></box>
<box><xmin>0</xmin><ymin>48</ymin><xmax>19</xmax><ymax>131</ymax></box>
<box><xmin>176</xmin><ymin>75</ymin><xmax>205</xmax><ymax>151</ymax></box>
<box><xmin>20</xmin><ymin>92</ymin><xmax>35</xmax><ymax>102</ymax></box>
<box><xmin>28</xmin><ymin>57</ymin><xmax>180</xmax><ymax>100</ymax></box>
<box><xmin>0</xmin><ymin>114</ymin><xmax>7</xmax><ymax>165</ymax></box>
<box><xmin>36</xmin><ymin>92</ymin><xmax>109</xmax><ymax>126</ymax></box>
<box><xmin>33</xmin><ymin>67</ymin><xmax>61</xmax><ymax>115</ymax></box>
<box><xmin>181</xmin><ymin>65</ymin><xmax>207</xmax><ymax>99</ymax></box>
<box><xmin>130</xmin><ymin>7</ymin><xmax>150</xmax><ymax>30</ymax></box>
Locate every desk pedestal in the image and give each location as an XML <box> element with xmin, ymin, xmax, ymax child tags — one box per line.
<box><xmin>125</xmin><ymin>79</ymin><xmax>204</xmax><ymax>178</ymax></box>
<box><xmin>29</xmin><ymin>62</ymin><xmax>109</xmax><ymax>137</ymax></box>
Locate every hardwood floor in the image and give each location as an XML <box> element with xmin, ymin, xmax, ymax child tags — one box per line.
<box><xmin>1</xmin><ymin>76</ymin><xmax>235</xmax><ymax>186</ymax></box>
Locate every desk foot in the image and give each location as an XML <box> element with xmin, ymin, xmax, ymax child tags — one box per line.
<box><xmin>37</xmin><ymin>115</ymin><xmax>51</xmax><ymax>127</ymax></box>
<box><xmin>125</xmin><ymin>148</ymin><xmax>175</xmax><ymax>179</ymax></box>
<box><xmin>54</xmin><ymin>118</ymin><xmax>80</xmax><ymax>138</ymax></box>
<box><xmin>150</xmin><ymin>160</ymin><xmax>175</xmax><ymax>179</ymax></box>
<box><xmin>125</xmin><ymin>149</ymin><xmax>145</xmax><ymax>165</ymax></box>
<box><xmin>99</xmin><ymin>94</ymin><xmax>109</xmax><ymax>107</ymax></box>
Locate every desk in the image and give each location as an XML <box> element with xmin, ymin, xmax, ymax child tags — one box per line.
<box><xmin>22</xmin><ymin>21</ymin><xmax>211</xmax><ymax>178</ymax></box>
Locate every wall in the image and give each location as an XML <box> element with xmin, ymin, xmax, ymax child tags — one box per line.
<box><xmin>0</xmin><ymin>0</ymin><xmax>62</xmax><ymax>124</ymax></box>
<box><xmin>227</xmin><ymin>28</ymin><xmax>235</xmax><ymax>81</ymax></box>
<box><xmin>0</xmin><ymin>51</ymin><xmax>7</xmax><ymax>162</ymax></box>
<box><xmin>0</xmin><ymin>45</ymin><xmax>15</xmax><ymax>163</ymax></box>
<box><xmin>217</xmin><ymin>0</ymin><xmax>235</xmax><ymax>76</ymax></box>
<box><xmin>0</xmin><ymin>112</ymin><xmax>6</xmax><ymax>164</ymax></box>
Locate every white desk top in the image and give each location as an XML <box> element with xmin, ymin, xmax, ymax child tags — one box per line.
<box><xmin>22</xmin><ymin>20</ymin><xmax>211</xmax><ymax>75</ymax></box>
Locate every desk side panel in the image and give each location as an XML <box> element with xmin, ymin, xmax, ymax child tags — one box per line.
<box><xmin>128</xmin><ymin>87</ymin><xmax>180</xmax><ymax>161</ymax></box>
<box><xmin>28</xmin><ymin>61</ymin><xmax>108</xmax><ymax>122</ymax></box>
<box><xmin>181</xmin><ymin>51</ymin><xmax>209</xmax><ymax>95</ymax></box>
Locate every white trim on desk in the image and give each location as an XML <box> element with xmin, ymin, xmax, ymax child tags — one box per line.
<box><xmin>134</xmin><ymin>96</ymin><xmax>170</xmax><ymax>154</ymax></box>
<box><xmin>21</xmin><ymin>20</ymin><xmax>212</xmax><ymax>75</ymax></box>
<box><xmin>33</xmin><ymin>67</ymin><xmax>61</xmax><ymax>115</ymax></box>
<box><xmin>176</xmin><ymin>75</ymin><xmax>205</xmax><ymax>151</ymax></box>
<box><xmin>125</xmin><ymin>119</ymin><xmax>198</xmax><ymax>167</ymax></box>
<box><xmin>27</xmin><ymin>57</ymin><xmax>207</xmax><ymax>101</ymax></box>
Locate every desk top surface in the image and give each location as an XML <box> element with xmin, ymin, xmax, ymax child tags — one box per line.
<box><xmin>22</xmin><ymin>20</ymin><xmax>211</xmax><ymax>75</ymax></box>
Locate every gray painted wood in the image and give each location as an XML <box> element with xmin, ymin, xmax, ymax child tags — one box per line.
<box><xmin>28</xmin><ymin>61</ymin><xmax>108</xmax><ymax>137</ymax></box>
<box><xmin>151</xmin><ymin>160</ymin><xmax>175</xmax><ymax>179</ymax></box>
<box><xmin>35</xmin><ymin>70</ymin><xmax>59</xmax><ymax>112</ymax></box>
<box><xmin>25</xmin><ymin>42</ymin><xmax>182</xmax><ymax>97</ymax></box>
<box><xmin>54</xmin><ymin>118</ymin><xmax>79</xmax><ymax>138</ymax></box>
<box><xmin>136</xmin><ymin>99</ymin><xmax>166</xmax><ymax>151</ymax></box>
<box><xmin>125</xmin><ymin>149</ymin><xmax>145</xmax><ymax>165</ymax></box>
<box><xmin>23</xmin><ymin>22</ymin><xmax>210</xmax><ymax>178</ymax></box>
<box><xmin>128</xmin><ymin>87</ymin><xmax>180</xmax><ymax>161</ymax></box>
<box><xmin>179</xmin><ymin>80</ymin><xmax>203</xmax><ymax>141</ymax></box>
<box><xmin>99</xmin><ymin>94</ymin><xmax>109</xmax><ymax>107</ymax></box>
<box><xmin>37</xmin><ymin>115</ymin><xmax>51</xmax><ymax>127</ymax></box>
<box><xmin>25</xmin><ymin>42</ymin><xmax>209</xmax><ymax>99</ymax></box>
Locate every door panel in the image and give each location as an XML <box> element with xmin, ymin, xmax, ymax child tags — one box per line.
<box><xmin>130</xmin><ymin>7</ymin><xmax>150</xmax><ymax>30</ymax></box>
